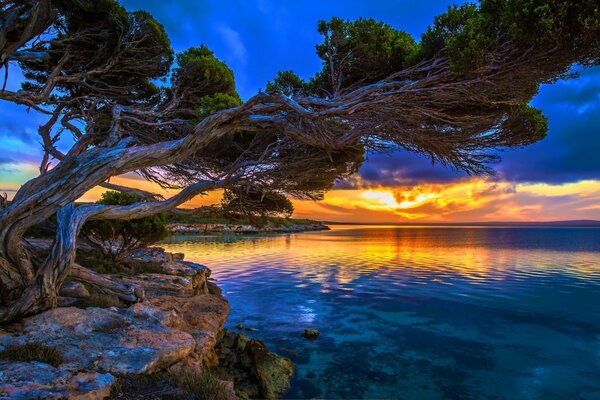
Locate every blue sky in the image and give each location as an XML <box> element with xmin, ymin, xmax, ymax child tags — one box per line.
<box><xmin>119</xmin><ymin>0</ymin><xmax>600</xmax><ymax>186</ymax></box>
<box><xmin>1</xmin><ymin>0</ymin><xmax>599</xmax><ymax>221</ymax></box>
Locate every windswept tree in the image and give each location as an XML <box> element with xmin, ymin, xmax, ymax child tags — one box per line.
<box><xmin>0</xmin><ymin>0</ymin><xmax>598</xmax><ymax>322</ymax></box>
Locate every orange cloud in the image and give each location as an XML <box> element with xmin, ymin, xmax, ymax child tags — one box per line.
<box><xmin>4</xmin><ymin>167</ymin><xmax>599</xmax><ymax>223</ymax></box>
<box><xmin>292</xmin><ymin>179</ymin><xmax>600</xmax><ymax>223</ymax></box>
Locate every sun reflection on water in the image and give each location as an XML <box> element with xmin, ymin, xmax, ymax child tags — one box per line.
<box><xmin>160</xmin><ymin>226</ymin><xmax>600</xmax><ymax>399</ymax></box>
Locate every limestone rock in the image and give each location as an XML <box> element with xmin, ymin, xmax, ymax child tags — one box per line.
<box><xmin>248</xmin><ymin>339</ymin><xmax>294</xmax><ymax>399</ymax></box>
<box><xmin>215</xmin><ymin>330</ymin><xmax>294</xmax><ymax>399</ymax></box>
<box><xmin>0</xmin><ymin>306</ymin><xmax>195</xmax><ymax>376</ymax></box>
<box><xmin>148</xmin><ymin>293</ymin><xmax>230</xmax><ymax>370</ymax></box>
<box><xmin>121</xmin><ymin>247</ymin><xmax>211</xmax><ymax>295</ymax></box>
<box><xmin>0</xmin><ymin>361</ymin><xmax>115</xmax><ymax>400</ymax></box>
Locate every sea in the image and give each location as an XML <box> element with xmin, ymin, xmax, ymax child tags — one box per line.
<box><xmin>161</xmin><ymin>225</ymin><xmax>600</xmax><ymax>399</ymax></box>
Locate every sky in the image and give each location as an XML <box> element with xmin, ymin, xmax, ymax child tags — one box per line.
<box><xmin>1</xmin><ymin>0</ymin><xmax>599</xmax><ymax>223</ymax></box>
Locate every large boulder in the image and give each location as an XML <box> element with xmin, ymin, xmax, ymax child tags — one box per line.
<box><xmin>215</xmin><ymin>330</ymin><xmax>294</xmax><ymax>399</ymax></box>
<box><xmin>146</xmin><ymin>292</ymin><xmax>230</xmax><ymax>371</ymax></box>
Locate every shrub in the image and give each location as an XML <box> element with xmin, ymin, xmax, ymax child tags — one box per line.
<box><xmin>81</xmin><ymin>191</ymin><xmax>168</xmax><ymax>260</ymax></box>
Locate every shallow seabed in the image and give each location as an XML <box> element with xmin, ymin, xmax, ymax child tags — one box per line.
<box><xmin>161</xmin><ymin>226</ymin><xmax>600</xmax><ymax>400</ymax></box>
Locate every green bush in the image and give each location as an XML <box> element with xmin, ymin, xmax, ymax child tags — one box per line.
<box><xmin>81</xmin><ymin>191</ymin><xmax>168</xmax><ymax>260</ymax></box>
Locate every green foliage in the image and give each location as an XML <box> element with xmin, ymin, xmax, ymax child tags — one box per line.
<box><xmin>194</xmin><ymin>92</ymin><xmax>242</xmax><ymax>121</ymax></box>
<box><xmin>0</xmin><ymin>342</ymin><xmax>63</xmax><ymax>367</ymax></box>
<box><xmin>418</xmin><ymin>3</ymin><xmax>480</xmax><ymax>62</ymax></box>
<box><xmin>76</xmin><ymin>249</ymin><xmax>122</xmax><ymax>274</ymax></box>
<box><xmin>312</xmin><ymin>17</ymin><xmax>418</xmax><ymax>94</ymax></box>
<box><xmin>502</xmin><ymin>103</ymin><xmax>548</xmax><ymax>145</ymax></box>
<box><xmin>81</xmin><ymin>191</ymin><xmax>168</xmax><ymax>260</ymax></box>
<box><xmin>266</xmin><ymin>70</ymin><xmax>307</xmax><ymax>96</ymax></box>
<box><xmin>416</xmin><ymin>0</ymin><xmax>600</xmax><ymax>72</ymax></box>
<box><xmin>222</xmin><ymin>188</ymin><xmax>294</xmax><ymax>220</ymax></box>
<box><xmin>172</xmin><ymin>45</ymin><xmax>240</xmax><ymax>111</ymax></box>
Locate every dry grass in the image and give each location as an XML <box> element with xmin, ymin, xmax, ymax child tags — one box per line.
<box><xmin>0</xmin><ymin>342</ymin><xmax>63</xmax><ymax>367</ymax></box>
<box><xmin>109</xmin><ymin>370</ymin><xmax>231</xmax><ymax>400</ymax></box>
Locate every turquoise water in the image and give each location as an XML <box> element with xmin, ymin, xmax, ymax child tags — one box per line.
<box><xmin>161</xmin><ymin>226</ymin><xmax>600</xmax><ymax>399</ymax></box>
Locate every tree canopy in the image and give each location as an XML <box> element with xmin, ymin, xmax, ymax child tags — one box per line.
<box><xmin>0</xmin><ymin>0</ymin><xmax>598</xmax><ymax>322</ymax></box>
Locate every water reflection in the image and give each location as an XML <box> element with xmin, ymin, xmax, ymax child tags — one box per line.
<box><xmin>161</xmin><ymin>226</ymin><xmax>600</xmax><ymax>399</ymax></box>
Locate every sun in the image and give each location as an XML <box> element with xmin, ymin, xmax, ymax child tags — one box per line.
<box><xmin>361</xmin><ymin>190</ymin><xmax>399</xmax><ymax>210</ymax></box>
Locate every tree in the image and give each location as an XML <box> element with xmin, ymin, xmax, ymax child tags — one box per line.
<box><xmin>81</xmin><ymin>191</ymin><xmax>168</xmax><ymax>260</ymax></box>
<box><xmin>0</xmin><ymin>0</ymin><xmax>598</xmax><ymax>322</ymax></box>
<box><xmin>222</xmin><ymin>187</ymin><xmax>294</xmax><ymax>221</ymax></box>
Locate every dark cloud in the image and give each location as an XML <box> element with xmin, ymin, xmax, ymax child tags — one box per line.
<box><xmin>354</xmin><ymin>151</ymin><xmax>468</xmax><ymax>187</ymax></box>
<box><xmin>495</xmin><ymin>66</ymin><xmax>600</xmax><ymax>184</ymax></box>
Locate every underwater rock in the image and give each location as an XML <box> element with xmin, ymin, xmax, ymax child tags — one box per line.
<box><xmin>302</xmin><ymin>328</ymin><xmax>320</xmax><ymax>339</ymax></box>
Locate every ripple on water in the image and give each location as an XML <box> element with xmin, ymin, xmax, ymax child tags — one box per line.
<box><xmin>161</xmin><ymin>226</ymin><xmax>600</xmax><ymax>399</ymax></box>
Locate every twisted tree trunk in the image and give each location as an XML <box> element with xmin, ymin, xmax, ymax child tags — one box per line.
<box><xmin>0</xmin><ymin>135</ymin><xmax>232</xmax><ymax>323</ymax></box>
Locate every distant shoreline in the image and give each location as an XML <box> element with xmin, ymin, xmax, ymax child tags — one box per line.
<box><xmin>322</xmin><ymin>220</ymin><xmax>600</xmax><ymax>227</ymax></box>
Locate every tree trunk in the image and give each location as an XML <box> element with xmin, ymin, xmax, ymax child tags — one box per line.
<box><xmin>70</xmin><ymin>263</ymin><xmax>145</xmax><ymax>302</ymax></box>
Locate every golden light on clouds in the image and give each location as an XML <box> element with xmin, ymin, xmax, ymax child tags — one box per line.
<box><xmin>292</xmin><ymin>179</ymin><xmax>600</xmax><ymax>223</ymax></box>
<box><xmin>8</xmin><ymin>165</ymin><xmax>596</xmax><ymax>223</ymax></box>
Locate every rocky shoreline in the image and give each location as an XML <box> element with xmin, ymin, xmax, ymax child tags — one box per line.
<box><xmin>0</xmin><ymin>248</ymin><xmax>293</xmax><ymax>399</ymax></box>
<box><xmin>167</xmin><ymin>221</ymin><xmax>330</xmax><ymax>235</ymax></box>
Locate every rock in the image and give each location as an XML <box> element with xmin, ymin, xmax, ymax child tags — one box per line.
<box><xmin>59</xmin><ymin>281</ymin><xmax>91</xmax><ymax>299</ymax></box>
<box><xmin>218</xmin><ymin>379</ymin><xmax>237</xmax><ymax>400</ymax></box>
<box><xmin>127</xmin><ymin>247</ymin><xmax>171</xmax><ymax>264</ymax></box>
<box><xmin>162</xmin><ymin>261</ymin><xmax>211</xmax><ymax>295</ymax></box>
<box><xmin>120</xmin><ymin>247</ymin><xmax>211</xmax><ymax>295</ymax></box>
<box><xmin>0</xmin><ymin>361</ymin><xmax>115</xmax><ymax>400</ymax></box>
<box><xmin>0</xmin><ymin>245</ymin><xmax>291</xmax><ymax>400</ymax></box>
<box><xmin>0</xmin><ymin>307</ymin><xmax>195</xmax><ymax>376</ymax></box>
<box><xmin>147</xmin><ymin>293</ymin><xmax>230</xmax><ymax>370</ymax></box>
<box><xmin>215</xmin><ymin>330</ymin><xmax>293</xmax><ymax>399</ymax></box>
<box><xmin>247</xmin><ymin>339</ymin><xmax>294</xmax><ymax>399</ymax></box>
<box><xmin>302</xmin><ymin>328</ymin><xmax>320</xmax><ymax>339</ymax></box>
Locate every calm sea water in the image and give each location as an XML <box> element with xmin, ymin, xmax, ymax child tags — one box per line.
<box><xmin>161</xmin><ymin>226</ymin><xmax>600</xmax><ymax>400</ymax></box>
